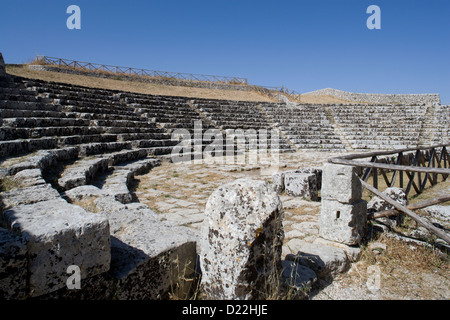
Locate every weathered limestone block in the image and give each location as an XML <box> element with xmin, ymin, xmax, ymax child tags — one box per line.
<box><xmin>94</xmin><ymin>197</ymin><xmax>197</xmax><ymax>299</ymax></box>
<box><xmin>1</xmin><ymin>199</ymin><xmax>111</xmax><ymax>297</ymax></box>
<box><xmin>367</xmin><ymin>187</ymin><xmax>407</xmax><ymax>212</ymax></box>
<box><xmin>295</xmin><ymin>167</ymin><xmax>322</xmax><ymax>190</ymax></box>
<box><xmin>58</xmin><ymin>157</ymin><xmax>109</xmax><ymax>190</ymax></box>
<box><xmin>284</xmin><ymin>239</ymin><xmax>350</xmax><ymax>278</ymax></box>
<box><xmin>11</xmin><ymin>169</ymin><xmax>46</xmax><ymax>187</ymax></box>
<box><xmin>0</xmin><ymin>227</ymin><xmax>27</xmax><ymax>299</ymax></box>
<box><xmin>284</xmin><ymin>172</ymin><xmax>318</xmax><ymax>201</ymax></box>
<box><xmin>281</xmin><ymin>260</ymin><xmax>317</xmax><ymax>297</ymax></box>
<box><xmin>200</xmin><ymin>178</ymin><xmax>284</xmax><ymax>300</ymax></box>
<box><xmin>0</xmin><ymin>52</ymin><xmax>5</xmax><ymax>76</ymax></box>
<box><xmin>64</xmin><ymin>185</ymin><xmax>103</xmax><ymax>202</ymax></box>
<box><xmin>1</xmin><ymin>184</ymin><xmax>61</xmax><ymax>210</ymax></box>
<box><xmin>101</xmin><ymin>169</ymin><xmax>134</xmax><ymax>204</ymax></box>
<box><xmin>271</xmin><ymin>171</ymin><xmax>285</xmax><ymax>194</ymax></box>
<box><xmin>271</xmin><ymin>167</ymin><xmax>322</xmax><ymax>195</ymax></box>
<box><xmin>319</xmin><ymin>199</ymin><xmax>367</xmax><ymax>245</ymax></box>
<box><xmin>321</xmin><ymin>163</ymin><xmax>362</xmax><ymax>204</ymax></box>
<box><xmin>368</xmin><ymin>187</ymin><xmax>407</xmax><ymax>226</ymax></box>
<box><xmin>7</xmin><ymin>147</ymin><xmax>79</xmax><ymax>175</ymax></box>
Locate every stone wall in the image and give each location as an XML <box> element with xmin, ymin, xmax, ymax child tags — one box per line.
<box><xmin>305</xmin><ymin>88</ymin><xmax>440</xmax><ymax>105</ymax></box>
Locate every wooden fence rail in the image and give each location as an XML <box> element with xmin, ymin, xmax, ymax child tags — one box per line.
<box><xmin>329</xmin><ymin>144</ymin><xmax>450</xmax><ymax>198</ymax></box>
<box><xmin>329</xmin><ymin>144</ymin><xmax>450</xmax><ymax>243</ymax></box>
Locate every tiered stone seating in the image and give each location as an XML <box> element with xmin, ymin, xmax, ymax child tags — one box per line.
<box><xmin>121</xmin><ymin>93</ymin><xmax>220</xmax><ymax>156</ymax></box>
<box><xmin>260</xmin><ymin>103</ymin><xmax>346</xmax><ymax>151</ymax></box>
<box><xmin>191</xmin><ymin>98</ymin><xmax>294</xmax><ymax>152</ymax></box>
<box><xmin>26</xmin><ymin>79</ymin><xmax>177</xmax><ymax>156</ymax></box>
<box><xmin>1</xmin><ymin>67</ymin><xmax>448</xmax><ymax>299</ymax></box>
<box><xmin>0</xmin><ymin>75</ymin><xmax>197</xmax><ymax>299</ymax></box>
<box><xmin>328</xmin><ymin>104</ymin><xmax>427</xmax><ymax>150</ymax></box>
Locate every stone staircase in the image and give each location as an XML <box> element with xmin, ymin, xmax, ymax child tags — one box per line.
<box><xmin>327</xmin><ymin>104</ymin><xmax>428</xmax><ymax>151</ymax></box>
<box><xmin>418</xmin><ymin>103</ymin><xmax>450</xmax><ymax>146</ymax></box>
<box><xmin>259</xmin><ymin>103</ymin><xmax>346</xmax><ymax>151</ymax></box>
<box><xmin>191</xmin><ymin>98</ymin><xmax>294</xmax><ymax>153</ymax></box>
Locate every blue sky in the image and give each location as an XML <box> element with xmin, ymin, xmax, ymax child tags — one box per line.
<box><xmin>1</xmin><ymin>1</ymin><xmax>449</xmax><ymax>103</ymax></box>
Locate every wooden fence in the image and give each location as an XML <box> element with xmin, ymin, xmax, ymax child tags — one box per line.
<box><xmin>328</xmin><ymin>144</ymin><xmax>450</xmax><ymax>244</ymax></box>
<box><xmin>34</xmin><ymin>55</ymin><xmax>248</xmax><ymax>85</ymax></box>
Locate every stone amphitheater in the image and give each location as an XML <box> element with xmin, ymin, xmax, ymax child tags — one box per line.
<box><xmin>0</xmin><ymin>52</ymin><xmax>449</xmax><ymax>300</ymax></box>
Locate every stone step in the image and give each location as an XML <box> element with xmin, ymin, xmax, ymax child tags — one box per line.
<box><xmin>100</xmin><ymin>158</ymin><xmax>160</xmax><ymax>203</ymax></box>
<box><xmin>61</xmin><ymin>105</ymin><xmax>137</xmax><ymax>117</ymax></box>
<box><xmin>58</xmin><ymin>157</ymin><xmax>110</xmax><ymax>190</ymax></box>
<box><xmin>58</xmin><ymin>134</ymin><xmax>118</xmax><ymax>146</ymax></box>
<box><xmin>3</xmin><ymin>147</ymin><xmax>79</xmax><ymax>176</ymax></box>
<box><xmin>0</xmin><ymin>100</ymin><xmax>62</xmax><ymax>112</ymax></box>
<box><xmin>2</xmin><ymin>117</ymin><xmax>91</xmax><ymax>128</ymax></box>
<box><xmin>78</xmin><ymin>142</ymin><xmax>132</xmax><ymax>157</ymax></box>
<box><xmin>117</xmin><ymin>132</ymin><xmax>172</xmax><ymax>141</ymax></box>
<box><xmin>0</xmin><ymin>108</ymin><xmax>69</xmax><ymax>119</ymax></box>
<box><xmin>57</xmin><ymin>148</ymin><xmax>151</xmax><ymax>191</ymax></box>
<box><xmin>0</xmin><ymin>126</ymin><xmax>106</xmax><ymax>140</ymax></box>
<box><xmin>0</xmin><ymin>137</ymin><xmax>58</xmax><ymax>159</ymax></box>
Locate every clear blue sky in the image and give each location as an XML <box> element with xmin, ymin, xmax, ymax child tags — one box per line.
<box><xmin>1</xmin><ymin>0</ymin><xmax>449</xmax><ymax>103</ymax></box>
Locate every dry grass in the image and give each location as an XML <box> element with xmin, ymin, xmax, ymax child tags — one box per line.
<box><xmin>296</xmin><ymin>94</ymin><xmax>357</xmax><ymax>104</ymax></box>
<box><xmin>70</xmin><ymin>196</ymin><xmax>101</xmax><ymax>213</ymax></box>
<box><xmin>7</xmin><ymin>65</ymin><xmax>358</xmax><ymax>105</ymax></box>
<box><xmin>0</xmin><ymin>176</ymin><xmax>20</xmax><ymax>192</ymax></box>
<box><xmin>360</xmin><ymin>233</ymin><xmax>448</xmax><ymax>298</ymax></box>
<box><xmin>6</xmin><ymin>65</ymin><xmax>275</xmax><ymax>102</ymax></box>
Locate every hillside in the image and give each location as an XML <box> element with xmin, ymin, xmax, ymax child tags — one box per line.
<box><xmin>6</xmin><ymin>65</ymin><xmax>351</xmax><ymax>104</ymax></box>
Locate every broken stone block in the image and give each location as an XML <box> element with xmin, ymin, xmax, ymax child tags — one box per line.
<box><xmin>200</xmin><ymin>178</ymin><xmax>284</xmax><ymax>300</ymax></box>
<box><xmin>284</xmin><ymin>172</ymin><xmax>318</xmax><ymax>201</ymax></box>
<box><xmin>284</xmin><ymin>239</ymin><xmax>350</xmax><ymax>278</ymax></box>
<box><xmin>319</xmin><ymin>199</ymin><xmax>367</xmax><ymax>245</ymax></box>
<box><xmin>368</xmin><ymin>187</ymin><xmax>407</xmax><ymax>227</ymax></box>
<box><xmin>367</xmin><ymin>187</ymin><xmax>407</xmax><ymax>211</ymax></box>
<box><xmin>0</xmin><ymin>227</ymin><xmax>27</xmax><ymax>299</ymax></box>
<box><xmin>271</xmin><ymin>171</ymin><xmax>285</xmax><ymax>194</ymax></box>
<box><xmin>321</xmin><ymin>163</ymin><xmax>362</xmax><ymax>204</ymax></box>
<box><xmin>94</xmin><ymin>197</ymin><xmax>197</xmax><ymax>299</ymax></box>
<box><xmin>281</xmin><ymin>260</ymin><xmax>317</xmax><ymax>298</ymax></box>
<box><xmin>313</xmin><ymin>237</ymin><xmax>361</xmax><ymax>262</ymax></box>
<box><xmin>295</xmin><ymin>167</ymin><xmax>322</xmax><ymax>190</ymax></box>
<box><xmin>1</xmin><ymin>199</ymin><xmax>111</xmax><ymax>297</ymax></box>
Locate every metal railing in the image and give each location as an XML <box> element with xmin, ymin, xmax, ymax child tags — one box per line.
<box><xmin>33</xmin><ymin>55</ymin><xmax>248</xmax><ymax>85</ymax></box>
